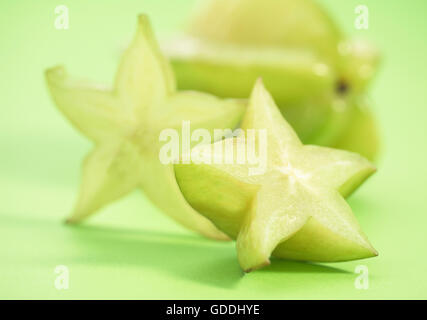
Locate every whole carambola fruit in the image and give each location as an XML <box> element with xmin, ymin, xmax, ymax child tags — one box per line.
<box><xmin>165</xmin><ymin>0</ymin><xmax>381</xmax><ymax>160</ymax></box>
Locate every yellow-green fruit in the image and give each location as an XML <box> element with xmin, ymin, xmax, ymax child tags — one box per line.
<box><xmin>188</xmin><ymin>0</ymin><xmax>342</xmax><ymax>66</ymax></box>
<box><xmin>166</xmin><ymin>0</ymin><xmax>381</xmax><ymax>159</ymax></box>
<box><xmin>334</xmin><ymin>102</ymin><xmax>381</xmax><ymax>162</ymax></box>
<box><xmin>175</xmin><ymin>80</ymin><xmax>377</xmax><ymax>271</ymax></box>
<box><xmin>46</xmin><ymin>15</ymin><xmax>246</xmax><ymax>240</ymax></box>
<box><xmin>169</xmin><ymin>39</ymin><xmax>335</xmax><ymax>143</ymax></box>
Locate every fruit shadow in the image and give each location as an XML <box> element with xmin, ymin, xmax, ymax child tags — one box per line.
<box><xmin>3</xmin><ymin>214</ymin><xmax>352</xmax><ymax>287</ymax></box>
<box><xmin>260</xmin><ymin>258</ymin><xmax>351</xmax><ymax>274</ymax></box>
<box><xmin>65</xmin><ymin>224</ymin><xmax>350</xmax><ymax>285</ymax></box>
<box><xmin>64</xmin><ymin>224</ymin><xmax>244</xmax><ymax>289</ymax></box>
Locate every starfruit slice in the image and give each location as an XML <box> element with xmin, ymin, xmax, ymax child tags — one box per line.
<box><xmin>46</xmin><ymin>15</ymin><xmax>245</xmax><ymax>240</ymax></box>
<box><xmin>175</xmin><ymin>80</ymin><xmax>377</xmax><ymax>271</ymax></box>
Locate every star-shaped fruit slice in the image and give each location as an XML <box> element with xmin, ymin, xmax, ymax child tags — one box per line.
<box><xmin>45</xmin><ymin>15</ymin><xmax>245</xmax><ymax>240</ymax></box>
<box><xmin>175</xmin><ymin>80</ymin><xmax>377</xmax><ymax>271</ymax></box>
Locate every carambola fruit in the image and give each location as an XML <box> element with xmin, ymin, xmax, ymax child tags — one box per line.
<box><xmin>165</xmin><ymin>0</ymin><xmax>381</xmax><ymax>160</ymax></box>
<box><xmin>175</xmin><ymin>80</ymin><xmax>377</xmax><ymax>272</ymax></box>
<box><xmin>45</xmin><ymin>15</ymin><xmax>245</xmax><ymax>240</ymax></box>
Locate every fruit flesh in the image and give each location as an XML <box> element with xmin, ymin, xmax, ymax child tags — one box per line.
<box><xmin>46</xmin><ymin>15</ymin><xmax>245</xmax><ymax>240</ymax></box>
<box><xmin>273</xmin><ymin>217</ymin><xmax>376</xmax><ymax>262</ymax></box>
<box><xmin>175</xmin><ymin>80</ymin><xmax>377</xmax><ymax>271</ymax></box>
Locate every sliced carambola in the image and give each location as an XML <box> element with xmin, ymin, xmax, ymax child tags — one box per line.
<box><xmin>175</xmin><ymin>80</ymin><xmax>377</xmax><ymax>271</ymax></box>
<box><xmin>46</xmin><ymin>15</ymin><xmax>245</xmax><ymax>240</ymax></box>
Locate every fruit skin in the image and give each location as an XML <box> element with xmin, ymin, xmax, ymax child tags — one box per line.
<box><xmin>168</xmin><ymin>38</ymin><xmax>335</xmax><ymax>143</ymax></box>
<box><xmin>333</xmin><ymin>100</ymin><xmax>381</xmax><ymax>162</ymax></box>
<box><xmin>187</xmin><ymin>0</ymin><xmax>342</xmax><ymax>66</ymax></box>
<box><xmin>175</xmin><ymin>80</ymin><xmax>377</xmax><ymax>272</ymax></box>
<box><xmin>166</xmin><ymin>0</ymin><xmax>381</xmax><ymax>160</ymax></box>
<box><xmin>45</xmin><ymin>15</ymin><xmax>245</xmax><ymax>240</ymax></box>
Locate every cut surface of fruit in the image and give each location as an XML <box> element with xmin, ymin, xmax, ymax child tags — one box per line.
<box><xmin>175</xmin><ymin>80</ymin><xmax>377</xmax><ymax>271</ymax></box>
<box><xmin>46</xmin><ymin>15</ymin><xmax>245</xmax><ymax>240</ymax></box>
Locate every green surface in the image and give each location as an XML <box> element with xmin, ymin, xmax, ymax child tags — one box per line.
<box><xmin>1</xmin><ymin>0</ymin><xmax>427</xmax><ymax>299</ymax></box>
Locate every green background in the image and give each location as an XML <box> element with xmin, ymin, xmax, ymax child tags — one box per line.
<box><xmin>1</xmin><ymin>0</ymin><xmax>426</xmax><ymax>299</ymax></box>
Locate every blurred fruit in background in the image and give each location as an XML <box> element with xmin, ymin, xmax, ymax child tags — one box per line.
<box><xmin>165</xmin><ymin>0</ymin><xmax>381</xmax><ymax>160</ymax></box>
